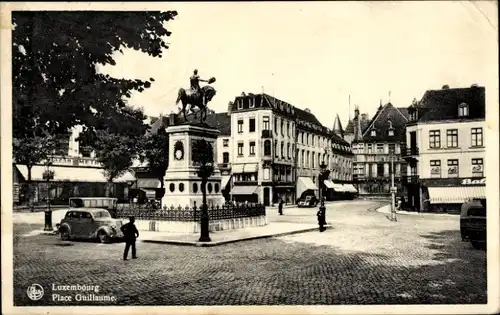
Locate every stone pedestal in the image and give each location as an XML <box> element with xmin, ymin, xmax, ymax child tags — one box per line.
<box><xmin>161</xmin><ymin>123</ymin><xmax>225</xmax><ymax>208</ymax></box>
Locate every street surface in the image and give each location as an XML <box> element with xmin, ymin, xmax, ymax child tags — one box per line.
<box><xmin>13</xmin><ymin>200</ymin><xmax>486</xmax><ymax>305</ymax></box>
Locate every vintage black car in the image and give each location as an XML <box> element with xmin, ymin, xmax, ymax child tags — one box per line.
<box><xmin>297</xmin><ymin>195</ymin><xmax>318</xmax><ymax>208</ymax></box>
<box><xmin>460</xmin><ymin>198</ymin><xmax>486</xmax><ymax>250</ymax></box>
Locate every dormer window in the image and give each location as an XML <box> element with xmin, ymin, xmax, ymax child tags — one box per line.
<box><xmin>249</xmin><ymin>97</ymin><xmax>255</xmax><ymax>108</ymax></box>
<box><xmin>458</xmin><ymin>102</ymin><xmax>469</xmax><ymax>117</ymax></box>
<box><xmin>237</xmin><ymin>99</ymin><xmax>243</xmax><ymax>110</ymax></box>
<box><xmin>388</xmin><ymin>121</ymin><xmax>394</xmax><ymax>136</ymax></box>
<box><xmin>371</xmin><ymin>129</ymin><xmax>376</xmax><ymax>137</ymax></box>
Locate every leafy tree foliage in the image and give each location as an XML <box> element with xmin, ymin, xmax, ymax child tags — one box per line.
<box><xmin>12</xmin><ymin>11</ymin><xmax>178</xmax><ymax>180</ymax></box>
<box><xmin>141</xmin><ymin>128</ymin><xmax>170</xmax><ymax>189</ymax></box>
<box><xmin>193</xmin><ymin>139</ymin><xmax>215</xmax><ymax>206</ymax></box>
<box><xmin>13</xmin><ymin>135</ymin><xmax>56</xmax><ymax>181</ymax></box>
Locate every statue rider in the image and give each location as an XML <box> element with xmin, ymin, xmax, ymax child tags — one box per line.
<box><xmin>190</xmin><ymin>69</ymin><xmax>210</xmax><ymax>97</ymax></box>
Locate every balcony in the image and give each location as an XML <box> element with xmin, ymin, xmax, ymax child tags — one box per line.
<box><xmin>401</xmin><ymin>146</ymin><xmax>419</xmax><ymax>160</ymax></box>
<box><xmin>261</xmin><ymin>130</ymin><xmax>272</xmax><ymax>138</ymax></box>
<box><xmin>402</xmin><ymin>175</ymin><xmax>420</xmax><ymax>184</ymax></box>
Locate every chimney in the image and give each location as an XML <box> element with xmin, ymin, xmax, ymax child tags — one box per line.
<box><xmin>227</xmin><ymin>101</ymin><xmax>233</xmax><ymax>115</ymax></box>
<box><xmin>361</xmin><ymin>113</ymin><xmax>368</xmax><ymax>121</ymax></box>
<box><xmin>304</xmin><ymin>108</ymin><xmax>311</xmax><ymax>113</ymax></box>
<box><xmin>442</xmin><ymin>84</ymin><xmax>450</xmax><ymax>89</ymax></box>
<box><xmin>168</xmin><ymin>111</ymin><xmax>176</xmax><ymax>126</ymax></box>
<box><xmin>354</xmin><ymin>105</ymin><xmax>359</xmax><ymax>118</ymax></box>
<box><xmin>471</xmin><ymin>83</ymin><xmax>479</xmax><ymax>88</ymax></box>
<box><xmin>355</xmin><ymin>112</ymin><xmax>362</xmax><ymax>141</ymax></box>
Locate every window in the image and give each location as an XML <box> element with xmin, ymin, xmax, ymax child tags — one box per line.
<box><xmin>388</xmin><ymin>128</ymin><xmax>394</xmax><ymax>136</ymax></box>
<box><xmin>169</xmin><ymin>183</ymin><xmax>175</xmax><ymax>192</ymax></box>
<box><xmin>306</xmin><ymin>151</ymin><xmax>310</xmax><ymax>167</ymax></box>
<box><xmin>377</xmin><ymin>164</ymin><xmax>384</xmax><ymax>177</ymax></box>
<box><xmin>193</xmin><ymin>183</ymin><xmax>198</xmax><ymax>193</ymax></box>
<box><xmin>446</xmin><ymin>129</ymin><xmax>458</xmax><ymax>148</ymax></box>
<box><xmin>179</xmin><ymin>183</ymin><xmax>184</xmax><ymax>192</ymax></box>
<box><xmin>237</xmin><ymin>99</ymin><xmax>243</xmax><ymax>109</ymax></box>
<box><xmin>223</xmin><ymin>139</ymin><xmax>229</xmax><ymax>147</ymax></box>
<box><xmin>249</xmin><ymin>118</ymin><xmax>256</xmax><ymax>132</ymax></box>
<box><xmin>249</xmin><ymin>98</ymin><xmax>255</xmax><ymax>108</ymax></box>
<box><xmin>280</xmin><ymin>120</ymin><xmax>284</xmax><ymax>135</ymax></box>
<box><xmin>263</xmin><ymin>168</ymin><xmax>270</xmax><ymax>180</ymax></box>
<box><xmin>447</xmin><ymin>159</ymin><xmax>459</xmax><ymax>177</ymax></box>
<box><xmin>263</xmin><ymin>116</ymin><xmax>270</xmax><ymax>130</ymax></box>
<box><xmin>458</xmin><ymin>102</ymin><xmax>469</xmax><ymax>117</ymax></box>
<box><xmin>223</xmin><ymin>152</ymin><xmax>229</xmax><ymax>163</ymax></box>
<box><xmin>237</xmin><ymin>143</ymin><xmax>243</xmax><ymax>156</ymax></box>
<box><xmin>287</xmin><ymin>122</ymin><xmax>290</xmax><ymax>136</ymax></box>
<box><xmin>264</xmin><ymin>140</ymin><xmax>271</xmax><ymax>156</ymax></box>
<box><xmin>274</xmin><ymin>117</ymin><xmax>278</xmax><ymax>134</ymax></box>
<box><xmin>274</xmin><ymin>140</ymin><xmax>278</xmax><ymax>157</ymax></box>
<box><xmin>377</xmin><ymin>144</ymin><xmax>384</xmax><ymax>153</ymax></box>
<box><xmin>214</xmin><ymin>183</ymin><xmax>220</xmax><ymax>193</ymax></box>
<box><xmin>371</xmin><ymin>129</ymin><xmax>376</xmax><ymax>136</ymax></box>
<box><xmin>280</xmin><ymin>142</ymin><xmax>284</xmax><ymax>157</ymax></box>
<box><xmin>207</xmin><ymin>183</ymin><xmax>213</xmax><ymax>193</ymax></box>
<box><xmin>312</xmin><ymin>153</ymin><xmax>315</xmax><ymax>168</ymax></box>
<box><xmin>301</xmin><ymin>150</ymin><xmax>305</xmax><ymax>167</ymax></box>
<box><xmin>472</xmin><ymin>158</ymin><xmax>484</xmax><ymax>177</ymax></box>
<box><xmin>367</xmin><ymin>144</ymin><xmax>372</xmax><ymax>154</ymax></box>
<box><xmin>287</xmin><ymin>143</ymin><xmax>290</xmax><ymax>159</ymax></box>
<box><xmin>388</xmin><ymin>144</ymin><xmax>396</xmax><ymax>154</ymax></box>
<box><xmin>312</xmin><ymin>135</ymin><xmax>315</xmax><ymax>146</ymax></box>
<box><xmin>237</xmin><ymin>119</ymin><xmax>243</xmax><ymax>133</ymax></box>
<box><xmin>430</xmin><ymin>160</ymin><xmax>441</xmax><ymax>178</ymax></box>
<box><xmin>429</xmin><ymin>130</ymin><xmax>441</xmax><ymax>148</ymax></box>
<box><xmin>80</xmin><ymin>146</ymin><xmax>92</xmax><ymax>158</ymax></box>
<box><xmin>249</xmin><ymin>141</ymin><xmax>255</xmax><ymax>156</ymax></box>
<box><xmin>301</xmin><ymin>132</ymin><xmax>304</xmax><ymax>143</ymax></box>
<box><xmin>471</xmin><ymin>128</ymin><xmax>483</xmax><ymax>147</ymax></box>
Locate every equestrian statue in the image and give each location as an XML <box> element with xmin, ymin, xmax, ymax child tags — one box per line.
<box><xmin>176</xmin><ymin>69</ymin><xmax>217</xmax><ymax>123</ymax></box>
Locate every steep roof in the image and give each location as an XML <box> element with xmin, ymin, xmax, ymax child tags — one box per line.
<box><xmin>148</xmin><ymin>111</ymin><xmax>231</xmax><ymax>136</ymax></box>
<box><xmin>230</xmin><ymin>93</ymin><xmax>330</xmax><ymax>136</ymax></box>
<box><xmin>413</xmin><ymin>86</ymin><xmax>485</xmax><ymax>122</ymax></box>
<box><xmin>332</xmin><ymin>114</ymin><xmax>344</xmax><ymax>138</ymax></box>
<box><xmin>345</xmin><ymin>115</ymin><xmax>370</xmax><ymax>134</ymax></box>
<box><xmin>359</xmin><ymin>102</ymin><xmax>409</xmax><ymax>143</ymax></box>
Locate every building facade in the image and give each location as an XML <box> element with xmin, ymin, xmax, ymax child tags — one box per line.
<box><xmin>351</xmin><ymin>102</ymin><xmax>409</xmax><ymax>196</ymax></box>
<box><xmin>403</xmin><ymin>85</ymin><xmax>486</xmax><ymax>212</ymax></box>
<box><xmin>228</xmin><ymin>93</ymin><xmax>355</xmax><ymax>205</ymax></box>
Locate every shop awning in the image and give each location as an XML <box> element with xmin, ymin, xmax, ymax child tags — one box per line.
<box><xmin>231</xmin><ymin>185</ymin><xmax>258</xmax><ymax>195</ymax></box>
<box><xmin>15</xmin><ymin>165</ymin><xmax>135</xmax><ymax>183</ymax></box>
<box><xmin>221</xmin><ymin>175</ymin><xmax>231</xmax><ymax>189</ymax></box>
<box><xmin>428</xmin><ymin>186</ymin><xmax>486</xmax><ymax>204</ymax></box>
<box><xmin>141</xmin><ymin>189</ymin><xmax>157</xmax><ymax>198</ymax></box>
<box><xmin>342</xmin><ymin>184</ymin><xmax>358</xmax><ymax>193</ymax></box>
<box><xmin>297</xmin><ymin>176</ymin><xmax>318</xmax><ymax>198</ymax></box>
<box><xmin>136</xmin><ymin>178</ymin><xmax>160</xmax><ymax>188</ymax></box>
<box><xmin>323</xmin><ymin>180</ymin><xmax>336</xmax><ymax>189</ymax></box>
<box><xmin>243</xmin><ymin>163</ymin><xmax>259</xmax><ymax>173</ymax></box>
<box><xmin>232</xmin><ymin>164</ymin><xmax>245</xmax><ymax>173</ymax></box>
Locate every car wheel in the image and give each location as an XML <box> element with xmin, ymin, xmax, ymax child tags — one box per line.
<box><xmin>471</xmin><ymin>240</ymin><xmax>485</xmax><ymax>250</ymax></box>
<box><xmin>60</xmin><ymin>228</ymin><xmax>70</xmax><ymax>241</ymax></box>
<box><xmin>98</xmin><ymin>231</ymin><xmax>110</xmax><ymax>244</ymax></box>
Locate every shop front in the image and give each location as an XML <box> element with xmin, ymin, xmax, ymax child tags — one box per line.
<box><xmin>420</xmin><ymin>177</ymin><xmax>486</xmax><ymax>213</ymax></box>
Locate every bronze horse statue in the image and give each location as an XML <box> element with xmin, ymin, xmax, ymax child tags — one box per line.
<box><xmin>176</xmin><ymin>81</ymin><xmax>217</xmax><ymax>123</ymax></box>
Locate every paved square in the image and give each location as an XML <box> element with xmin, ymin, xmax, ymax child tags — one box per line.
<box><xmin>12</xmin><ymin>201</ymin><xmax>487</xmax><ymax>305</ymax></box>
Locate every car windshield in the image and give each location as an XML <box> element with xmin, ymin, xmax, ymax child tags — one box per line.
<box><xmin>93</xmin><ymin>211</ymin><xmax>111</xmax><ymax>218</ymax></box>
<box><xmin>305</xmin><ymin>196</ymin><xmax>312</xmax><ymax>201</ymax></box>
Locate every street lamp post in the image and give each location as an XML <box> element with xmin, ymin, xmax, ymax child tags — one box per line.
<box><xmin>43</xmin><ymin>160</ymin><xmax>54</xmax><ymax>231</ymax></box>
<box><xmin>317</xmin><ymin>161</ymin><xmax>328</xmax><ymax>231</ymax></box>
<box><xmin>390</xmin><ymin>153</ymin><xmax>397</xmax><ymax>222</ymax></box>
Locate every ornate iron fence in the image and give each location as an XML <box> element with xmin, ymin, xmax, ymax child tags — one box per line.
<box><xmin>115</xmin><ymin>203</ymin><xmax>266</xmax><ymax>221</ymax></box>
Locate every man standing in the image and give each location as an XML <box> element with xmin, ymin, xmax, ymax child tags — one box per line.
<box><xmin>278</xmin><ymin>198</ymin><xmax>283</xmax><ymax>215</ymax></box>
<box><xmin>121</xmin><ymin>216</ymin><xmax>139</xmax><ymax>261</ymax></box>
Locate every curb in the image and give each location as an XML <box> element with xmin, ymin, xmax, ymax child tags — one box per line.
<box><xmin>374</xmin><ymin>204</ymin><xmax>458</xmax><ymax>217</ymax></box>
<box><xmin>141</xmin><ymin>225</ymin><xmax>331</xmax><ymax>247</ymax></box>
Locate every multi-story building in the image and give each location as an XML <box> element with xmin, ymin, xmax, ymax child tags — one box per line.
<box><xmin>403</xmin><ymin>85</ymin><xmax>486</xmax><ymax>212</ymax></box>
<box><xmin>228</xmin><ymin>93</ymin><xmax>346</xmax><ymax>205</ymax></box>
<box><xmin>351</xmin><ymin>102</ymin><xmax>409</xmax><ymax>196</ymax></box>
<box><xmin>13</xmin><ymin>125</ymin><xmax>135</xmax><ymax>205</ymax></box>
<box><xmin>343</xmin><ymin>107</ymin><xmax>370</xmax><ymax>145</ymax></box>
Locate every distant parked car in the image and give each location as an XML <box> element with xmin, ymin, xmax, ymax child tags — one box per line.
<box><xmin>460</xmin><ymin>198</ymin><xmax>486</xmax><ymax>250</ymax></box>
<box><xmin>297</xmin><ymin>195</ymin><xmax>318</xmax><ymax>208</ymax></box>
<box><xmin>57</xmin><ymin>209</ymin><xmax>124</xmax><ymax>243</ymax></box>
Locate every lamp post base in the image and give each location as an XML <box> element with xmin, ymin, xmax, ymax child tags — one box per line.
<box><xmin>43</xmin><ymin>210</ymin><xmax>53</xmax><ymax>231</ymax></box>
<box><xmin>198</xmin><ymin>206</ymin><xmax>211</xmax><ymax>242</ymax></box>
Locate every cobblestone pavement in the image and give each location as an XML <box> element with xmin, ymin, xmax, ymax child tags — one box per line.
<box><xmin>12</xmin><ymin>200</ymin><xmax>486</xmax><ymax>305</ymax></box>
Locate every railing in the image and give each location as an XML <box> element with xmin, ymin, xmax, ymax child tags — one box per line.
<box><xmin>401</xmin><ymin>146</ymin><xmax>419</xmax><ymax>157</ymax></box>
<box><xmin>115</xmin><ymin>203</ymin><xmax>266</xmax><ymax>221</ymax></box>
<box><xmin>402</xmin><ymin>175</ymin><xmax>420</xmax><ymax>184</ymax></box>
<box><xmin>261</xmin><ymin>130</ymin><xmax>272</xmax><ymax>138</ymax></box>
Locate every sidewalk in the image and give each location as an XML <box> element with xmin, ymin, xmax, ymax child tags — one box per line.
<box><xmin>375</xmin><ymin>204</ymin><xmax>458</xmax><ymax>217</ymax></box>
<box><xmin>140</xmin><ymin>222</ymin><xmax>327</xmax><ymax>247</ymax></box>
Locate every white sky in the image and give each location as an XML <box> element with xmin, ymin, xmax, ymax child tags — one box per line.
<box><xmin>99</xmin><ymin>1</ymin><xmax>498</xmax><ymax>129</ymax></box>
